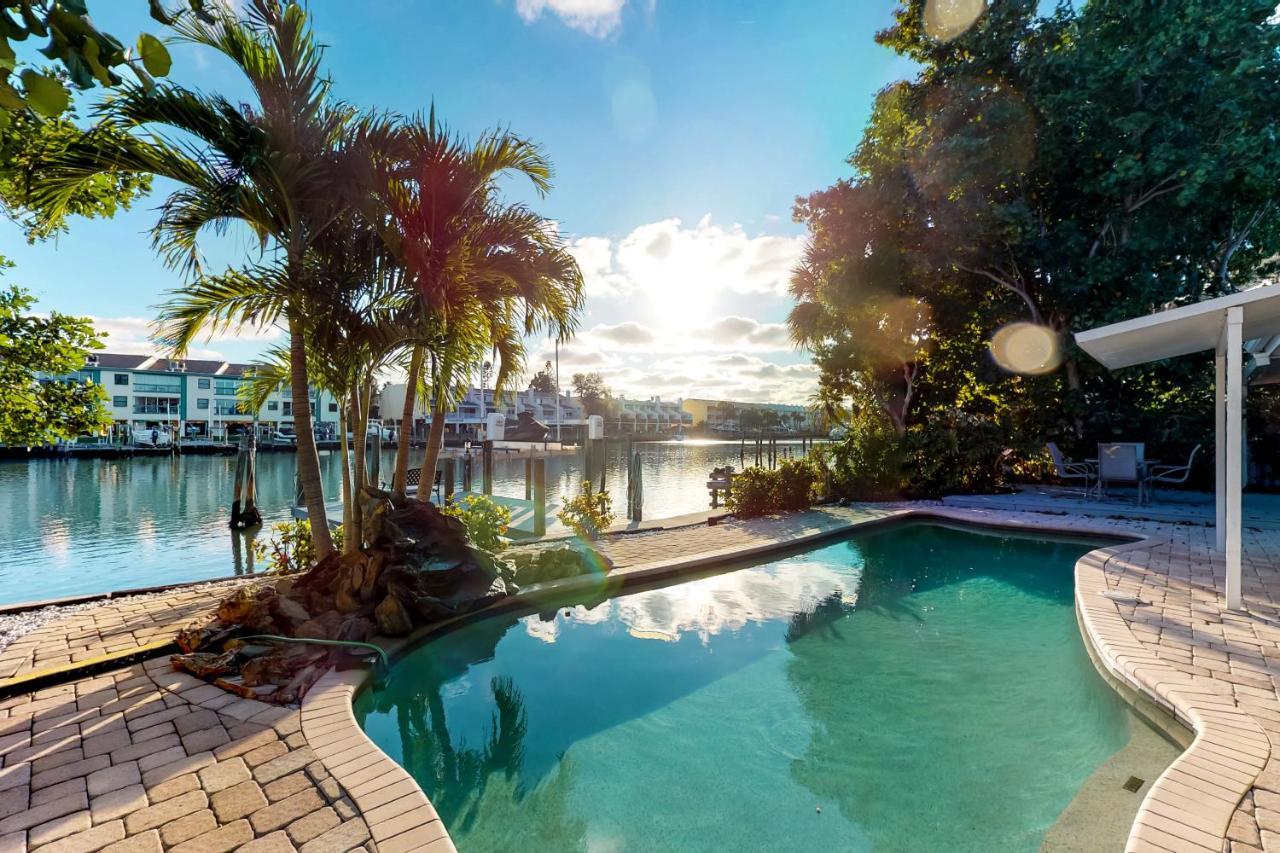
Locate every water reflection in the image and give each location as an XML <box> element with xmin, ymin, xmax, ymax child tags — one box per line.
<box><xmin>525</xmin><ymin>559</ymin><xmax>859</xmax><ymax>645</ymax></box>
<box><xmin>0</xmin><ymin>441</ymin><xmax>810</xmax><ymax>604</ymax></box>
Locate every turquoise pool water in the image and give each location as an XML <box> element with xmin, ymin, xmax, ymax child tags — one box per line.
<box><xmin>354</xmin><ymin>523</ymin><xmax>1159</xmax><ymax>852</ymax></box>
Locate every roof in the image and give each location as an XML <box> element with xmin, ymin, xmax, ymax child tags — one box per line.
<box><xmin>84</xmin><ymin>353</ymin><xmax>255</xmax><ymax>377</ymax></box>
<box><xmin>1075</xmin><ymin>284</ymin><xmax>1280</xmax><ymax>369</ymax></box>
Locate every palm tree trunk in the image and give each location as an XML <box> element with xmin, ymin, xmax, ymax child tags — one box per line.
<box><xmin>421</xmin><ymin>404</ymin><xmax>448</xmax><ymax>498</ymax></box>
<box><xmin>349</xmin><ymin>386</ymin><xmax>365</xmax><ymax>550</ymax></box>
<box><xmin>287</xmin><ymin>310</ymin><xmax>333</xmax><ymax>558</ymax></box>
<box><xmin>391</xmin><ymin>345</ymin><xmax>424</xmax><ymax>493</ymax></box>
<box><xmin>338</xmin><ymin>407</ymin><xmax>356</xmax><ymax>555</ymax></box>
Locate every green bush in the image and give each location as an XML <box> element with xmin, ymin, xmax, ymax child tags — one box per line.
<box><xmin>825</xmin><ymin>413</ymin><xmax>907</xmax><ymax>500</ymax></box>
<box><xmin>903</xmin><ymin>409</ymin><xmax>1009</xmax><ymax>497</ymax></box>
<box><xmin>558</xmin><ymin>481</ymin><xmax>615</xmax><ymax>539</ymax></box>
<box><xmin>726</xmin><ymin>466</ymin><xmax>781</xmax><ymax>518</ymax></box>
<box><xmin>252</xmin><ymin>519</ymin><xmax>344</xmax><ymax>574</ymax></box>
<box><xmin>442</xmin><ymin>494</ymin><xmax>511</xmax><ymax>551</ymax></box>
<box><xmin>777</xmin><ymin>457</ymin><xmax>822</xmax><ymax>510</ymax></box>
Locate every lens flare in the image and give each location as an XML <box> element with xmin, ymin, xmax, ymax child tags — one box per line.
<box><xmin>990</xmin><ymin>322</ymin><xmax>1061</xmax><ymax>375</ymax></box>
<box><xmin>924</xmin><ymin>0</ymin><xmax>986</xmax><ymax>42</ymax></box>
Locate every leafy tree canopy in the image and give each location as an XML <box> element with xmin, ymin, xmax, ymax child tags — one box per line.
<box><xmin>0</xmin><ymin>108</ymin><xmax>150</xmax><ymax>239</ymax></box>
<box><xmin>0</xmin><ymin>0</ymin><xmax>208</xmax><ymax>119</ymax></box>
<box><xmin>791</xmin><ymin>0</ymin><xmax>1280</xmax><ymax>493</ymax></box>
<box><xmin>571</xmin><ymin>371</ymin><xmax>610</xmax><ymax>417</ymax></box>
<box><xmin>529</xmin><ymin>361</ymin><xmax>557</xmax><ymax>393</ymax></box>
<box><xmin>0</xmin><ymin>265</ymin><xmax>110</xmax><ymax>446</ymax></box>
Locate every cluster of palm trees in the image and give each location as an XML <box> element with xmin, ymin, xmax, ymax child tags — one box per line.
<box><xmin>30</xmin><ymin>0</ymin><xmax>583</xmax><ymax>559</ymax></box>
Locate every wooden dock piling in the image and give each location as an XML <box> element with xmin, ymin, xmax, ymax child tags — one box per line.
<box><xmin>532</xmin><ymin>458</ymin><xmax>546</xmax><ymax>536</ymax></box>
<box><xmin>482</xmin><ymin>440</ymin><xmax>494</xmax><ymax>495</ymax></box>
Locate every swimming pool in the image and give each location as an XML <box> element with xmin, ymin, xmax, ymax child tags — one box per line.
<box><xmin>354</xmin><ymin>522</ymin><xmax>1177</xmax><ymax>852</ymax></box>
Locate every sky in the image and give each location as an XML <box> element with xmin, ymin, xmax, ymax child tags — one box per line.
<box><xmin>4</xmin><ymin>0</ymin><xmax>917</xmax><ymax>404</ymax></box>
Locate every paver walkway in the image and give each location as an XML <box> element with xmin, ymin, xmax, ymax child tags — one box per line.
<box><xmin>0</xmin><ymin>580</ymin><xmax>261</xmax><ymax>684</ymax></box>
<box><xmin>0</xmin><ymin>656</ymin><xmax>371</xmax><ymax>853</ymax></box>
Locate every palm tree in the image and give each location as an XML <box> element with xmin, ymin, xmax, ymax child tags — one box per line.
<box><xmin>30</xmin><ymin>0</ymin><xmax>349</xmax><ymax>557</ymax></box>
<box><xmin>376</xmin><ymin>114</ymin><xmax>584</xmax><ymax>491</ymax></box>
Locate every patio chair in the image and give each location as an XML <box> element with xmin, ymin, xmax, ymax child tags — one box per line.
<box><xmin>1144</xmin><ymin>444</ymin><xmax>1202</xmax><ymax>500</ymax></box>
<box><xmin>1097</xmin><ymin>443</ymin><xmax>1145</xmax><ymax>503</ymax></box>
<box><xmin>1046</xmin><ymin>442</ymin><xmax>1096</xmax><ymax>496</ymax></box>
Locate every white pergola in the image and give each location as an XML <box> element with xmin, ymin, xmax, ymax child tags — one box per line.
<box><xmin>1075</xmin><ymin>283</ymin><xmax>1280</xmax><ymax>611</ymax></box>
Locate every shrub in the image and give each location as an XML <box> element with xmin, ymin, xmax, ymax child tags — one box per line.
<box><xmin>442</xmin><ymin>494</ymin><xmax>512</xmax><ymax>551</ymax></box>
<box><xmin>903</xmin><ymin>409</ymin><xmax>1010</xmax><ymax>497</ymax></box>
<box><xmin>776</xmin><ymin>457</ymin><xmax>822</xmax><ymax>510</ymax></box>
<box><xmin>726</xmin><ymin>466</ymin><xmax>782</xmax><ymax>518</ymax></box>
<box><xmin>252</xmin><ymin>519</ymin><xmax>344</xmax><ymax>574</ymax></box>
<box><xmin>825</xmin><ymin>413</ymin><xmax>907</xmax><ymax>500</ymax></box>
<box><xmin>558</xmin><ymin>481</ymin><xmax>615</xmax><ymax>539</ymax></box>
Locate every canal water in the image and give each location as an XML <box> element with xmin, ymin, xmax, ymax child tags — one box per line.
<box><xmin>0</xmin><ymin>440</ymin><xmax>810</xmax><ymax>606</ymax></box>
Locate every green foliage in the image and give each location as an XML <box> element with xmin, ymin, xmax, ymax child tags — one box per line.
<box><xmin>0</xmin><ymin>0</ymin><xmax>194</xmax><ymax>117</ymax></box>
<box><xmin>776</xmin><ymin>457</ymin><xmax>823</xmax><ymax>511</ymax></box>
<box><xmin>252</xmin><ymin>519</ymin><xmax>344</xmax><ymax>574</ymax></box>
<box><xmin>557</xmin><ymin>481</ymin><xmax>614</xmax><ymax>539</ymax></box>
<box><xmin>0</xmin><ymin>278</ymin><xmax>110</xmax><ymax>446</ymax></box>
<box><xmin>570</xmin><ymin>372</ymin><xmax>610</xmax><ymax>418</ymax></box>
<box><xmin>824</xmin><ymin>413</ymin><xmax>907</xmax><ymax>500</ymax></box>
<box><xmin>725</xmin><ymin>467</ymin><xmax>781</xmax><ymax>518</ymax></box>
<box><xmin>0</xmin><ymin>111</ymin><xmax>150</xmax><ymax>240</ymax></box>
<box><xmin>442</xmin><ymin>494</ymin><xmax>511</xmax><ymax>552</ymax></box>
<box><xmin>792</xmin><ymin>0</ymin><xmax>1280</xmax><ymax>494</ymax></box>
<box><xmin>528</xmin><ymin>361</ymin><xmax>556</xmax><ymax>393</ymax></box>
<box><xmin>902</xmin><ymin>409</ymin><xmax>1010</xmax><ymax>497</ymax></box>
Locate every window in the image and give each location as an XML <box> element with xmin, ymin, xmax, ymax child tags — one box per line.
<box><xmin>214</xmin><ymin>379</ymin><xmax>242</xmax><ymax>396</ymax></box>
<box><xmin>197</xmin><ymin>378</ymin><xmax>210</xmax><ymax>389</ymax></box>
<box><xmin>113</xmin><ymin>396</ymin><xmax>127</xmax><ymax>408</ymax></box>
<box><xmin>134</xmin><ymin>374</ymin><xmax>182</xmax><ymax>393</ymax></box>
<box><xmin>328</xmin><ymin>402</ymin><xmax>338</xmax><ymax>412</ymax></box>
<box><xmin>267</xmin><ymin>401</ymin><xmax>279</xmax><ymax>411</ymax></box>
<box><xmin>282</xmin><ymin>402</ymin><xmax>293</xmax><ymax>416</ymax></box>
<box><xmin>197</xmin><ymin>399</ymin><xmax>209</xmax><ymax>410</ymax></box>
<box><xmin>214</xmin><ymin>400</ymin><xmax>241</xmax><ymax>416</ymax></box>
<box><xmin>133</xmin><ymin>396</ymin><xmax>180</xmax><ymax>415</ymax></box>
<box><xmin>114</xmin><ymin>373</ymin><xmax>129</xmax><ymax>386</ymax></box>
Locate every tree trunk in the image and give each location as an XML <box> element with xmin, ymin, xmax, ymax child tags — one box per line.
<box><xmin>349</xmin><ymin>386</ymin><xmax>365</xmax><ymax>550</ymax></box>
<box><xmin>338</xmin><ymin>407</ymin><xmax>356</xmax><ymax>555</ymax></box>
<box><xmin>420</xmin><ymin>404</ymin><xmax>448</xmax><ymax>498</ymax></box>
<box><xmin>287</xmin><ymin>310</ymin><xmax>333</xmax><ymax>558</ymax></box>
<box><xmin>391</xmin><ymin>345</ymin><xmax>423</xmax><ymax>494</ymax></box>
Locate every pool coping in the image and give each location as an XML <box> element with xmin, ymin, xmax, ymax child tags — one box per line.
<box><xmin>298</xmin><ymin>506</ymin><xmax>1249</xmax><ymax>853</ymax></box>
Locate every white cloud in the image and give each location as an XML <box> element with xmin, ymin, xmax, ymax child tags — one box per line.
<box><xmin>568</xmin><ymin>216</ymin><xmax>805</xmax><ymax>306</ymax></box>
<box><xmin>593</xmin><ymin>321</ymin><xmax>656</xmax><ymax>346</ymax></box>
<box><xmin>89</xmin><ymin>315</ymin><xmax>281</xmax><ymax>359</ymax></box>
<box><xmin>514</xmin><ymin>0</ymin><xmax>631</xmax><ymax>37</ymax></box>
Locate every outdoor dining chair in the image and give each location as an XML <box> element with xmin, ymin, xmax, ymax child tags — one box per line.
<box><xmin>1046</xmin><ymin>442</ymin><xmax>1096</xmax><ymax>496</ymax></box>
<box><xmin>1097</xmin><ymin>442</ymin><xmax>1145</xmax><ymax>503</ymax></box>
<box><xmin>1144</xmin><ymin>444</ymin><xmax>1202</xmax><ymax>500</ymax></box>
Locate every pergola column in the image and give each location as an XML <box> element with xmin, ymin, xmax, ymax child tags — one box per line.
<box><xmin>1224</xmin><ymin>306</ymin><xmax>1244</xmax><ymax>611</ymax></box>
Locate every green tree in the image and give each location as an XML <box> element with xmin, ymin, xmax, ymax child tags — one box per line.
<box><xmin>34</xmin><ymin>0</ymin><xmax>357</xmax><ymax>557</ymax></box>
<box><xmin>0</xmin><ymin>278</ymin><xmax>110</xmax><ymax>446</ymax></box>
<box><xmin>529</xmin><ymin>361</ymin><xmax>556</xmax><ymax>393</ymax></box>
<box><xmin>794</xmin><ymin>0</ymin><xmax>1280</xmax><ymax>491</ymax></box>
<box><xmin>571</xmin><ymin>371</ymin><xmax>610</xmax><ymax>417</ymax></box>
<box><xmin>0</xmin><ymin>0</ymin><xmax>202</xmax><ymax>118</ymax></box>
<box><xmin>0</xmin><ymin>110</ymin><xmax>150</xmax><ymax>239</ymax></box>
<box><xmin>377</xmin><ymin>113</ymin><xmax>583</xmax><ymax>488</ymax></box>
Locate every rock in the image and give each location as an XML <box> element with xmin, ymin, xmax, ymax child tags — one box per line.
<box><xmin>334</xmin><ymin>577</ymin><xmax>361</xmax><ymax>614</ymax></box>
<box><xmin>360</xmin><ymin>554</ymin><xmax>384</xmax><ymax>602</ymax></box>
<box><xmin>240</xmin><ymin>652</ymin><xmax>289</xmax><ymax>687</ymax></box>
<box><xmin>171</xmin><ymin>651</ymin><xmax>237</xmax><ymax>679</ymax></box>
<box><xmin>340</xmin><ymin>617</ymin><xmax>374</xmax><ymax>643</ymax></box>
<box><xmin>274</xmin><ymin>577</ymin><xmax>295</xmax><ymax>598</ymax></box>
<box><xmin>374</xmin><ymin>593</ymin><xmax>413</xmax><ymax>636</ymax></box>
<box><xmin>216</xmin><ymin>587</ymin><xmax>258</xmax><ymax>623</ymax></box>
<box><xmin>272</xmin><ymin>596</ymin><xmax>311</xmax><ymax>629</ymax></box>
